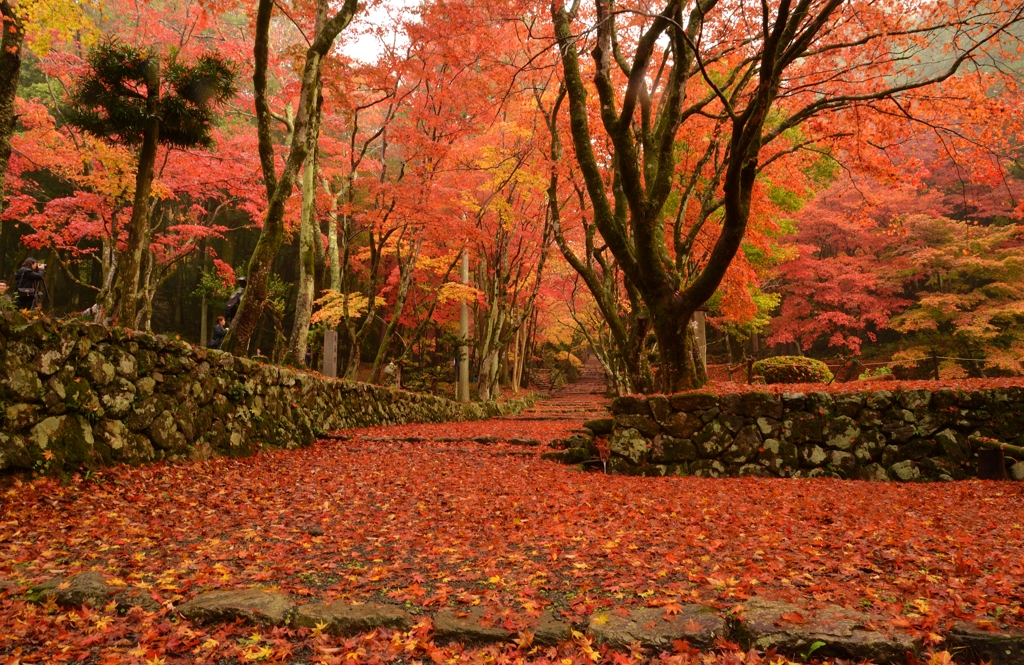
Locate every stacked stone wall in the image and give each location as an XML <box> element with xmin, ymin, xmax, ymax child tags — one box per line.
<box><xmin>0</xmin><ymin>313</ymin><xmax>534</xmax><ymax>474</ymax></box>
<box><xmin>593</xmin><ymin>388</ymin><xmax>1024</xmax><ymax>480</ymax></box>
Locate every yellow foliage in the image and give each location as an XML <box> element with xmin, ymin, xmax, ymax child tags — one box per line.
<box><xmin>19</xmin><ymin>0</ymin><xmax>101</xmax><ymax>55</ymax></box>
<box><xmin>554</xmin><ymin>351</ymin><xmax>582</xmax><ymax>370</ymax></box>
<box><xmin>312</xmin><ymin>290</ymin><xmax>383</xmax><ymax>327</ymax></box>
<box><xmin>436</xmin><ymin>282</ymin><xmax>481</xmax><ymax>305</ymax></box>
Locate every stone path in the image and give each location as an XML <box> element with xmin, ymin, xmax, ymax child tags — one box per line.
<box><xmin>28</xmin><ymin>570</ymin><xmax>1024</xmax><ymax>663</ymax></box>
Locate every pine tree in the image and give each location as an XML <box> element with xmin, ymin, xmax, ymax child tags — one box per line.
<box><xmin>66</xmin><ymin>38</ymin><xmax>235</xmax><ymax>326</ymax></box>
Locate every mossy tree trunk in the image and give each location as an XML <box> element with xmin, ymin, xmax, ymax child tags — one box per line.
<box><xmin>0</xmin><ymin>1</ymin><xmax>24</xmax><ymax>212</ymax></box>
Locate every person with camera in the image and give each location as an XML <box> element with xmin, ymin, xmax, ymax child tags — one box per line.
<box><xmin>224</xmin><ymin>276</ymin><xmax>247</xmax><ymax>326</ymax></box>
<box><xmin>14</xmin><ymin>258</ymin><xmax>45</xmax><ymax>310</ymax></box>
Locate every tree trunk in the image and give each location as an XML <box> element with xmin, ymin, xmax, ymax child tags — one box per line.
<box><xmin>369</xmin><ymin>239</ymin><xmax>420</xmax><ymax>383</ymax></box>
<box><xmin>222</xmin><ymin>0</ymin><xmax>358</xmax><ymax>355</ymax></box>
<box><xmin>286</xmin><ymin>98</ymin><xmax>322</xmax><ymax>366</ymax></box>
<box><xmin>115</xmin><ymin>58</ymin><xmax>160</xmax><ymax>327</ymax></box>
<box><xmin>0</xmin><ymin>1</ymin><xmax>24</xmax><ymax>211</ymax></box>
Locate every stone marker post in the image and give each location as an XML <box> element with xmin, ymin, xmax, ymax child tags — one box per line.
<box><xmin>694</xmin><ymin>310</ymin><xmax>707</xmax><ymax>369</ymax></box>
<box><xmin>323</xmin><ymin>329</ymin><xmax>338</xmax><ymax>378</ymax></box>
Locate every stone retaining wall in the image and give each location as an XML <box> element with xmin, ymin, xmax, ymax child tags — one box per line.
<box><xmin>566</xmin><ymin>388</ymin><xmax>1024</xmax><ymax>480</ymax></box>
<box><xmin>0</xmin><ymin>313</ymin><xmax>535</xmax><ymax>474</ymax></box>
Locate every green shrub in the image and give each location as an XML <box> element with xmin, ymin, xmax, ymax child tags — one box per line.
<box><xmin>752</xmin><ymin>356</ymin><xmax>834</xmax><ymax>384</ymax></box>
<box><xmin>857</xmin><ymin>366</ymin><xmax>892</xmax><ymax>381</ymax></box>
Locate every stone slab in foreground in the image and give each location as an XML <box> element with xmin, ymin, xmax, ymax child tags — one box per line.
<box><xmin>588</xmin><ymin>605</ymin><xmax>726</xmax><ymax>650</ymax></box>
<box><xmin>734</xmin><ymin>596</ymin><xmax>917</xmax><ymax>664</ymax></box>
<box><xmin>28</xmin><ymin>570</ymin><xmax>160</xmax><ymax>612</ymax></box>
<box><xmin>293</xmin><ymin>600</ymin><xmax>413</xmax><ymax>635</ymax></box>
<box><xmin>433</xmin><ymin>607</ymin><xmax>513</xmax><ymax>644</ymax></box>
<box><xmin>177</xmin><ymin>589</ymin><xmax>294</xmax><ymax>626</ymax></box>
<box><xmin>948</xmin><ymin>621</ymin><xmax>1024</xmax><ymax>665</ymax></box>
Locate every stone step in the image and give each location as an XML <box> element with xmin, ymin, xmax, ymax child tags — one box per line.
<box><xmin>29</xmin><ymin>576</ymin><xmax>998</xmax><ymax>664</ymax></box>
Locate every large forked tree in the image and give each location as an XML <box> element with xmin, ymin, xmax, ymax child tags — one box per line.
<box><xmin>551</xmin><ymin>0</ymin><xmax>1024</xmax><ymax>391</ymax></box>
<box><xmin>222</xmin><ymin>0</ymin><xmax>359</xmax><ymax>355</ymax></box>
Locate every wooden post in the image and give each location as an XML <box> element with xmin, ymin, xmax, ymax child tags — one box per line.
<box><xmin>931</xmin><ymin>351</ymin><xmax>940</xmax><ymax>380</ymax></box>
<box><xmin>323</xmin><ymin>329</ymin><xmax>338</xmax><ymax>378</ymax></box>
<box><xmin>200</xmin><ymin>294</ymin><xmax>207</xmax><ymax>346</ymax></box>
<box><xmin>977</xmin><ymin>447</ymin><xmax>1008</xmax><ymax>480</ymax></box>
<box><xmin>746</xmin><ymin>358</ymin><xmax>754</xmax><ymax>383</ymax></box>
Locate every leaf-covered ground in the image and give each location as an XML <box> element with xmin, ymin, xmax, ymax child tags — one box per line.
<box><xmin>1</xmin><ymin>392</ymin><xmax>1021</xmax><ymax>664</ymax></box>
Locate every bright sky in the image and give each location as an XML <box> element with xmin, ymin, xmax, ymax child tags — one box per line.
<box><xmin>341</xmin><ymin>0</ymin><xmax>422</xmax><ymax>63</ymax></box>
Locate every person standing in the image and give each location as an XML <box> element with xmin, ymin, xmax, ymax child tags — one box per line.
<box><xmin>209</xmin><ymin>316</ymin><xmax>228</xmax><ymax>350</ymax></box>
<box><xmin>14</xmin><ymin>258</ymin><xmax>45</xmax><ymax>310</ymax></box>
<box><xmin>224</xmin><ymin>276</ymin><xmax>247</xmax><ymax>325</ymax></box>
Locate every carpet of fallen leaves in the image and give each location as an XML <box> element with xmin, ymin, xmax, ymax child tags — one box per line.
<box><xmin>1</xmin><ymin>389</ymin><xmax>1022</xmax><ymax>664</ymax></box>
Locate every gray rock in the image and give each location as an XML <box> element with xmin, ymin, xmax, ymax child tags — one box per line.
<box><xmin>1011</xmin><ymin>461</ymin><xmax>1024</xmax><ymax>481</ymax></box>
<box><xmin>609</xmin><ymin>428</ymin><xmax>649</xmax><ymax>464</ymax></box>
<box><xmin>113</xmin><ymin>587</ymin><xmax>162</xmax><ymax>613</ymax></box>
<box><xmin>8</xmin><ymin>368</ymin><xmax>44</xmax><ymax>402</ymax></box>
<box><xmin>857</xmin><ymin>463</ymin><xmax>890</xmax><ymax>482</ymax></box>
<box><xmin>611</xmin><ymin>396</ymin><xmax>652</xmax><ymax>416</ymax></box>
<box><xmin>531</xmin><ymin>610</ymin><xmax>572</xmax><ymax>646</ymax></box>
<box><xmin>588</xmin><ymin>605</ymin><xmax>725</xmax><ymax>650</ymax></box>
<box><xmin>582</xmin><ymin>418</ymin><xmax>614</xmax><ymax>435</ymax></box>
<box><xmin>293</xmin><ymin>601</ymin><xmax>413</xmax><ymax>635</ymax></box>
<box><xmin>690</xmin><ymin>459</ymin><xmax>726</xmax><ymax>477</ymax></box>
<box><xmin>651</xmin><ymin>435</ymin><xmax>697</xmax><ymax>463</ymax></box>
<box><xmin>898</xmin><ymin>389</ymin><xmax>931</xmax><ymax>411</ymax></box>
<box><xmin>647</xmin><ymin>396</ymin><xmax>672</xmax><ymax>424</ymax></box>
<box><xmin>834</xmin><ymin>394</ymin><xmax>864</xmax><ymax>417</ymax></box>
<box><xmin>888</xmin><ymin>460</ymin><xmax>920</xmax><ymax>482</ymax></box>
<box><xmin>948</xmin><ymin>621</ymin><xmax>1024</xmax><ymax>665</ymax></box>
<box><xmin>433</xmin><ymin>607</ymin><xmax>512</xmax><ymax>644</ymax></box>
<box><xmin>759</xmin><ymin>438</ymin><xmax>798</xmax><ymax>472</ymax></box>
<box><xmin>739</xmin><ymin>464</ymin><xmax>772</xmax><ymax>477</ymax></box>
<box><xmin>561</xmin><ymin>433</ymin><xmax>593</xmax><ymax>449</ymax></box>
<box><xmin>756</xmin><ymin>417</ymin><xmax>779</xmax><ymax>436</ymax></box>
<box><xmin>5</xmin><ymin>403</ymin><xmax>39</xmax><ymax>431</ymax></box>
<box><xmin>866</xmin><ymin>391</ymin><xmax>893</xmax><ymax>410</ymax></box>
<box><xmin>737</xmin><ymin>391</ymin><xmax>784</xmax><ymax>419</ymax></box>
<box><xmin>30</xmin><ymin>571</ymin><xmax>110</xmax><ymax>608</ymax></box>
<box><xmin>825</xmin><ymin>416</ymin><xmax>860</xmax><ymax>451</ymax></box>
<box><xmin>663</xmin><ymin>411</ymin><xmax>703</xmax><ymax>439</ymax></box>
<box><xmin>614</xmin><ymin>414</ymin><xmax>661</xmax><ymax>437</ymax></box>
<box><xmin>178</xmin><ymin>589</ymin><xmax>294</xmax><ymax>625</ymax></box>
<box><xmin>724</xmin><ymin>425</ymin><xmax>761</xmax><ymax>464</ymax></box>
<box><xmin>669</xmin><ymin>392</ymin><xmax>718</xmax><ymax>411</ymax></box>
<box><xmin>935</xmin><ymin>428</ymin><xmax>969</xmax><ymax>463</ymax></box>
<box><xmin>734</xmin><ymin>596</ymin><xmax>917</xmax><ymax>663</ymax></box>
<box><xmin>781</xmin><ymin>392</ymin><xmax>806</xmax><ymax>411</ymax></box>
<box><xmin>899</xmin><ymin>437</ymin><xmax>936</xmax><ymax>460</ymax></box>
<box><xmin>800</xmin><ymin>445</ymin><xmax>828</xmax><ymax>467</ymax></box>
<box><xmin>785</xmin><ymin>412</ymin><xmax>823</xmax><ymax>444</ymax></box>
<box><xmin>829</xmin><ymin>450</ymin><xmax>858</xmax><ymax>477</ymax></box>
<box><xmin>883</xmin><ymin>423</ymin><xmax>916</xmax><ymax>444</ymax></box>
